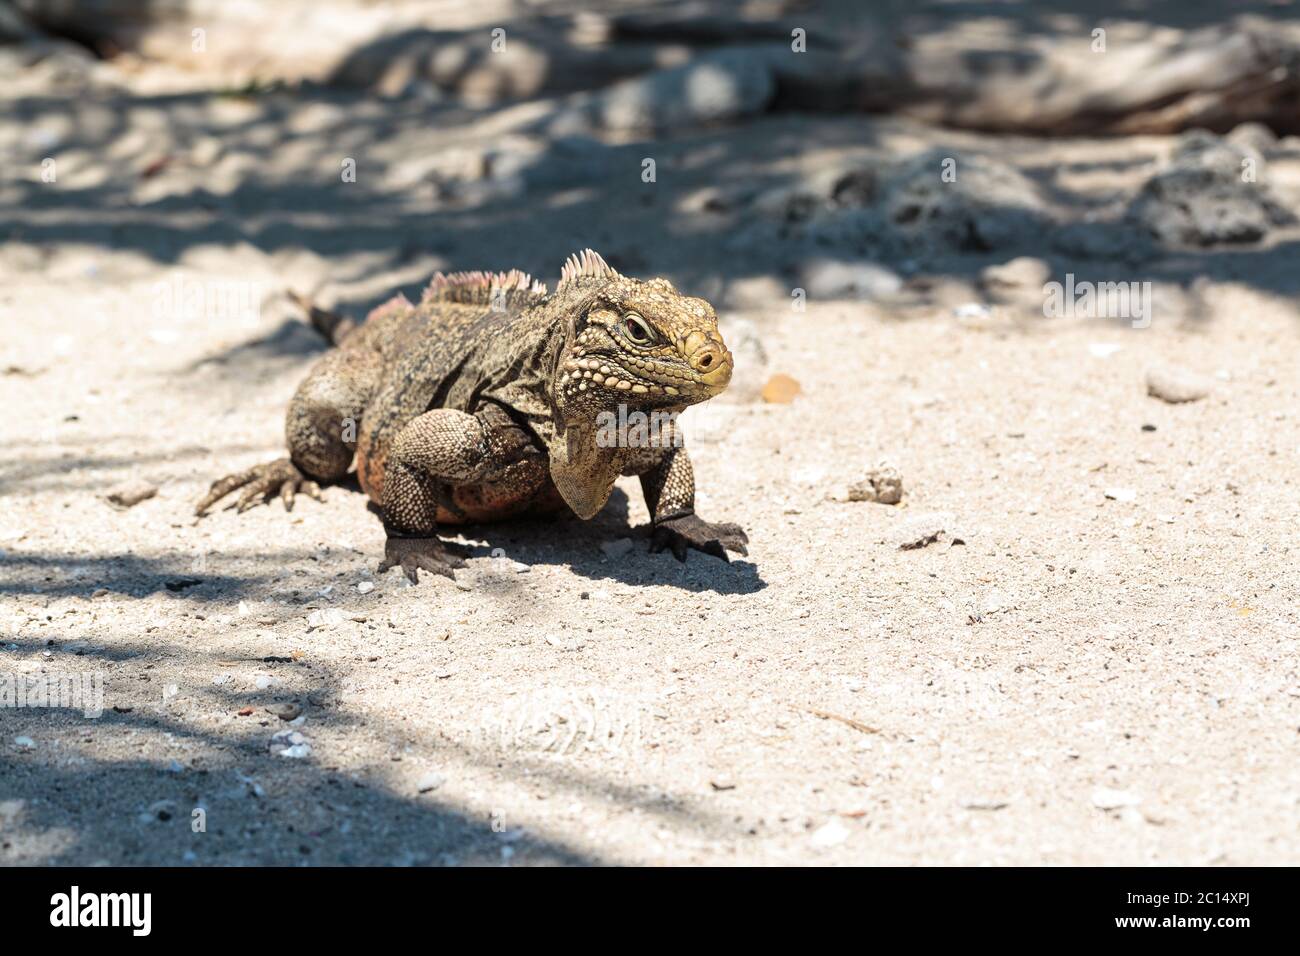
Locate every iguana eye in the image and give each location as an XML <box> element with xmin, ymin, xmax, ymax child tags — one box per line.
<box><xmin>623</xmin><ymin>313</ymin><xmax>653</xmax><ymax>344</ymax></box>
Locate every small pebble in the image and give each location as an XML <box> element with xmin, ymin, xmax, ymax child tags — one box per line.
<box><xmin>416</xmin><ymin>771</ymin><xmax>446</xmax><ymax>793</ymax></box>
<box><xmin>1147</xmin><ymin>365</ymin><xmax>1212</xmax><ymax>404</ymax></box>
<box><xmin>104</xmin><ymin>478</ymin><xmax>158</xmax><ymax>509</ymax></box>
<box><xmin>1091</xmin><ymin>787</ymin><xmax>1141</xmax><ymax>810</ymax></box>
<box><xmin>847</xmin><ymin>460</ymin><xmax>904</xmax><ymax>505</ymax></box>
<box><xmin>601</xmin><ymin>538</ymin><xmax>634</xmax><ymax>559</ymax></box>
<box><xmin>269</xmin><ymin>730</ymin><xmax>312</xmax><ymax>758</ymax></box>
<box><xmin>809</xmin><ymin>819</ymin><xmax>850</xmax><ymax>848</ymax></box>
<box><xmin>890</xmin><ymin>512</ymin><xmax>962</xmax><ymax>550</ymax></box>
<box><xmin>265</xmin><ymin>702</ymin><xmax>302</xmax><ymax>721</ymax></box>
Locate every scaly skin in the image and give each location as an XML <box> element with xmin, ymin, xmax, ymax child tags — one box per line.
<box><xmin>196</xmin><ymin>250</ymin><xmax>748</xmax><ymax>583</ymax></box>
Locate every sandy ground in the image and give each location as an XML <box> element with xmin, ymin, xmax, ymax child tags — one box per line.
<box><xmin>2</xmin><ymin>74</ymin><xmax>1299</xmax><ymax>865</ymax></box>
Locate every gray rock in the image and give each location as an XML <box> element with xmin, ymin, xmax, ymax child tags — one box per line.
<box><xmin>1226</xmin><ymin>121</ymin><xmax>1278</xmax><ymax>156</ymax></box>
<box><xmin>1129</xmin><ymin>131</ymin><xmax>1295</xmax><ymax>246</ymax></box>
<box><xmin>1052</xmin><ymin>221</ymin><xmax>1157</xmax><ymax>264</ymax></box>
<box><xmin>1147</xmin><ymin>365</ymin><xmax>1213</xmax><ymax>403</ymax></box>
<box><xmin>590</xmin><ymin>48</ymin><xmax>776</xmax><ymax>132</ymax></box>
<box><xmin>881</xmin><ymin>149</ymin><xmax>1049</xmax><ymax>252</ymax></box>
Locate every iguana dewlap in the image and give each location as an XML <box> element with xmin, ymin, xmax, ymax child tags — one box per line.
<box><xmin>196</xmin><ymin>250</ymin><xmax>747</xmax><ymax>582</ymax></box>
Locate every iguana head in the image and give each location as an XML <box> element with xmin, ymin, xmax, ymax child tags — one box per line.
<box><xmin>548</xmin><ymin>249</ymin><xmax>733</xmax><ymax>420</ymax></box>
<box><xmin>538</xmin><ymin>249</ymin><xmax>733</xmax><ymax>519</ymax></box>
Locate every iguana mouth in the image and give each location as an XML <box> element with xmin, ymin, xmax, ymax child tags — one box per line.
<box><xmin>557</xmin><ymin>336</ymin><xmax>733</xmax><ymax>404</ymax></box>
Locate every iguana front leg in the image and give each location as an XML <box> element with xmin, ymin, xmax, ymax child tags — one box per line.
<box><xmin>630</xmin><ymin>444</ymin><xmax>748</xmax><ymax>562</ymax></box>
<box><xmin>379</xmin><ymin>404</ymin><xmax>544</xmax><ymax>583</ymax></box>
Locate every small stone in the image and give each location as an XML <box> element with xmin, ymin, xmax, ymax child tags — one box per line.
<box><xmin>13</xmin><ymin>736</ymin><xmax>35</xmax><ymax>750</ymax></box>
<box><xmin>847</xmin><ymin>461</ymin><xmax>904</xmax><ymax>505</ymax></box>
<box><xmin>236</xmin><ymin>707</ymin><xmax>254</xmax><ymax>717</ymax></box>
<box><xmin>980</xmin><ymin>256</ymin><xmax>1050</xmax><ymax>296</ymax></box>
<box><xmin>1146</xmin><ymin>365</ymin><xmax>1212</xmax><ymax>404</ymax></box>
<box><xmin>269</xmin><ymin>730</ymin><xmax>311</xmax><ymax>758</ymax></box>
<box><xmin>306</xmin><ymin>608</ymin><xmax>345</xmax><ymax>630</ymax></box>
<box><xmin>265</xmin><ymin>702</ymin><xmax>302</xmax><ymax>721</ymax></box>
<box><xmin>416</xmin><ymin>771</ymin><xmax>446</xmax><ymax>793</ymax></box>
<box><xmin>104</xmin><ymin>479</ymin><xmax>158</xmax><ymax>509</ymax></box>
<box><xmin>809</xmin><ymin>818</ymin><xmax>850</xmax><ymax>848</ymax></box>
<box><xmin>709</xmin><ymin>776</ymin><xmax>737</xmax><ymax>792</ymax></box>
<box><xmin>1104</xmin><ymin>487</ymin><xmax>1137</xmax><ymax>503</ymax></box>
<box><xmin>761</xmin><ymin>373</ymin><xmax>802</xmax><ymax>404</ymax></box>
<box><xmin>1091</xmin><ymin>787</ymin><xmax>1141</xmax><ymax>810</ymax></box>
<box><xmin>356</xmin><ymin>581</ymin><xmax>375</xmax><ymax>594</ymax></box>
<box><xmin>254</xmin><ymin>675</ymin><xmax>282</xmax><ymax>690</ymax></box>
<box><xmin>952</xmin><ymin>302</ymin><xmax>992</xmax><ymax>320</ymax></box>
<box><xmin>601</xmin><ymin>537</ymin><xmax>634</xmax><ymax>559</ymax></box>
<box><xmin>890</xmin><ymin>512</ymin><xmax>963</xmax><ymax>550</ymax></box>
<box><xmin>961</xmin><ymin>798</ymin><xmax>1009</xmax><ymax>811</ymax></box>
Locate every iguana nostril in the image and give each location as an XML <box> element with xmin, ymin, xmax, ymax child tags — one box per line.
<box><xmin>690</xmin><ymin>346</ymin><xmax>721</xmax><ymax>373</ymax></box>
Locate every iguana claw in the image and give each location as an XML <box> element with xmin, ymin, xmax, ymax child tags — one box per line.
<box><xmin>378</xmin><ymin>535</ymin><xmax>467</xmax><ymax>584</ymax></box>
<box><xmin>650</xmin><ymin>513</ymin><xmax>748</xmax><ymax>563</ymax></box>
<box><xmin>195</xmin><ymin>458</ymin><xmax>322</xmax><ymax>516</ymax></box>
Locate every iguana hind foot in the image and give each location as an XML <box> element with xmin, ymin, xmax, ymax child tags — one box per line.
<box><xmin>195</xmin><ymin>458</ymin><xmax>323</xmax><ymax>516</ymax></box>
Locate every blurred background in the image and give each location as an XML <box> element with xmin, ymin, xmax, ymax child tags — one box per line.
<box><xmin>6</xmin><ymin>0</ymin><xmax>1300</xmax><ymax>328</ymax></box>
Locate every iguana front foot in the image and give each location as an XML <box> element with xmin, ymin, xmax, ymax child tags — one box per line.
<box><xmin>378</xmin><ymin>535</ymin><xmax>467</xmax><ymax>584</ymax></box>
<box><xmin>650</xmin><ymin>513</ymin><xmax>748</xmax><ymax>563</ymax></box>
<box><xmin>195</xmin><ymin>458</ymin><xmax>323</xmax><ymax>516</ymax></box>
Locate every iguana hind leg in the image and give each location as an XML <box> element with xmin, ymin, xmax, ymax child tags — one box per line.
<box><xmin>195</xmin><ymin>345</ymin><xmax>382</xmax><ymax>516</ymax></box>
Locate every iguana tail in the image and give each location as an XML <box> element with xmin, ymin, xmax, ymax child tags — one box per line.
<box><xmin>288</xmin><ymin>290</ymin><xmax>357</xmax><ymax>346</ymax></box>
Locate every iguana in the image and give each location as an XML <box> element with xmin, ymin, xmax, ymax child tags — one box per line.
<box><xmin>195</xmin><ymin>249</ymin><xmax>748</xmax><ymax>582</ymax></box>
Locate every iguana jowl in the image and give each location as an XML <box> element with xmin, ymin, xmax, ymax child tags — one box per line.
<box><xmin>196</xmin><ymin>249</ymin><xmax>748</xmax><ymax>582</ymax></box>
